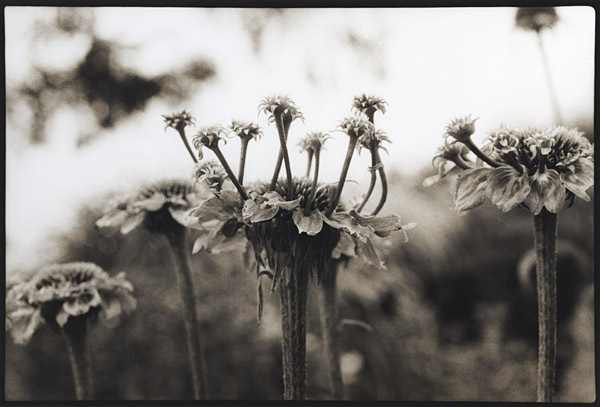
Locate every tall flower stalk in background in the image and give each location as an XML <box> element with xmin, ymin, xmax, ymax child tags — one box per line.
<box><xmin>6</xmin><ymin>262</ymin><xmax>136</xmax><ymax>400</ymax></box>
<box><xmin>98</xmin><ymin>112</ymin><xmax>209</xmax><ymax>400</ymax></box>
<box><xmin>516</xmin><ymin>7</ymin><xmax>562</xmax><ymax>124</ymax></box>
<box><xmin>186</xmin><ymin>95</ymin><xmax>410</xmax><ymax>400</ymax></box>
<box><xmin>425</xmin><ymin>117</ymin><xmax>594</xmax><ymax>402</ymax></box>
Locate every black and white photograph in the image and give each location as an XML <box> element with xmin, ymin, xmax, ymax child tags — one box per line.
<box><xmin>4</xmin><ymin>5</ymin><xmax>595</xmax><ymax>402</ymax></box>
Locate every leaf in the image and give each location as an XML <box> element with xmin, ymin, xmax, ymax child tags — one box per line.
<box><xmin>487</xmin><ymin>165</ymin><xmax>531</xmax><ymax>212</ymax></box>
<box><xmin>292</xmin><ymin>209</ymin><xmax>324</xmax><ymax>235</ymax></box>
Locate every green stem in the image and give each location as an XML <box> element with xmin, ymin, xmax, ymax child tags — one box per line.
<box><xmin>371</xmin><ymin>149</ymin><xmax>388</xmax><ymax>216</ymax></box>
<box><xmin>356</xmin><ymin>145</ymin><xmax>378</xmax><ymax>213</ymax></box>
<box><xmin>212</xmin><ymin>147</ymin><xmax>249</xmax><ymax>200</ymax></box>
<box><xmin>177</xmin><ymin>127</ymin><xmax>199</xmax><ymax>164</ymax></box>
<box><xmin>238</xmin><ymin>139</ymin><xmax>249</xmax><ymax>185</ymax></box>
<box><xmin>303</xmin><ymin>146</ymin><xmax>320</xmax><ymax>216</ymax></box>
<box><xmin>274</xmin><ymin>114</ymin><xmax>294</xmax><ymax>199</ymax></box>
<box><xmin>532</xmin><ymin>208</ymin><xmax>558</xmax><ymax>402</ymax></box>
<box><xmin>537</xmin><ymin>31</ymin><xmax>563</xmax><ymax>125</ymax></box>
<box><xmin>165</xmin><ymin>225</ymin><xmax>209</xmax><ymax>400</ymax></box>
<box><xmin>327</xmin><ymin>137</ymin><xmax>358</xmax><ymax>216</ymax></box>
<box><xmin>61</xmin><ymin>317</ymin><xmax>94</xmax><ymax>400</ymax></box>
<box><xmin>279</xmin><ymin>265</ymin><xmax>308</xmax><ymax>400</ymax></box>
<box><xmin>317</xmin><ymin>264</ymin><xmax>345</xmax><ymax>400</ymax></box>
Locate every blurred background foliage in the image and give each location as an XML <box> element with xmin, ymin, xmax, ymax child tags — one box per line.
<box><xmin>5</xmin><ymin>7</ymin><xmax>594</xmax><ymax>401</ymax></box>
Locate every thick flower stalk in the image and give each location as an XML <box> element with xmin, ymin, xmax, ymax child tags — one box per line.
<box><xmin>426</xmin><ymin>117</ymin><xmax>594</xmax><ymax>402</ymax></box>
<box><xmin>164</xmin><ymin>110</ymin><xmax>198</xmax><ymax>163</ymax></box>
<box><xmin>186</xmin><ymin>95</ymin><xmax>411</xmax><ymax>400</ymax></box>
<box><xmin>6</xmin><ymin>262</ymin><xmax>136</xmax><ymax>400</ymax></box>
<box><xmin>96</xmin><ymin>180</ymin><xmax>209</xmax><ymax>400</ymax></box>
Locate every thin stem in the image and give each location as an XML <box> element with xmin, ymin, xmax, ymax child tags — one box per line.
<box><xmin>61</xmin><ymin>317</ymin><xmax>94</xmax><ymax>400</ymax></box>
<box><xmin>238</xmin><ymin>139</ymin><xmax>250</xmax><ymax>185</ymax></box>
<box><xmin>212</xmin><ymin>147</ymin><xmax>249</xmax><ymax>200</ymax></box>
<box><xmin>270</xmin><ymin>118</ymin><xmax>292</xmax><ymax>191</ymax></box>
<box><xmin>305</xmin><ymin>150</ymin><xmax>314</xmax><ymax>179</ymax></box>
<box><xmin>327</xmin><ymin>137</ymin><xmax>358</xmax><ymax>217</ymax></box>
<box><xmin>303</xmin><ymin>146</ymin><xmax>320</xmax><ymax>216</ymax></box>
<box><xmin>274</xmin><ymin>114</ymin><xmax>294</xmax><ymax>199</ymax></box>
<box><xmin>533</xmin><ymin>208</ymin><xmax>558</xmax><ymax>402</ymax></box>
<box><xmin>356</xmin><ymin>145</ymin><xmax>378</xmax><ymax>213</ymax></box>
<box><xmin>177</xmin><ymin>127</ymin><xmax>199</xmax><ymax>164</ymax></box>
<box><xmin>371</xmin><ymin>149</ymin><xmax>388</xmax><ymax>216</ymax></box>
<box><xmin>165</xmin><ymin>225</ymin><xmax>209</xmax><ymax>400</ymax></box>
<box><xmin>537</xmin><ymin>31</ymin><xmax>563</xmax><ymax>125</ymax></box>
<box><xmin>463</xmin><ymin>138</ymin><xmax>501</xmax><ymax>168</ymax></box>
<box><xmin>279</xmin><ymin>265</ymin><xmax>308</xmax><ymax>400</ymax></box>
<box><xmin>317</xmin><ymin>264</ymin><xmax>345</xmax><ymax>400</ymax></box>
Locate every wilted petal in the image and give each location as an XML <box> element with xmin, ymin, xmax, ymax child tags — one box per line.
<box><xmin>56</xmin><ymin>308</ymin><xmax>70</xmax><ymax>327</ymax></box>
<box><xmin>332</xmin><ymin>231</ymin><xmax>356</xmax><ymax>259</ymax></box>
<box><xmin>487</xmin><ymin>165</ymin><xmax>531</xmax><ymax>212</ymax></box>
<box><xmin>191</xmin><ymin>190</ymin><xmax>240</xmax><ymax>222</ymax></box>
<box><xmin>263</xmin><ymin>191</ymin><xmax>302</xmax><ymax>211</ymax></box>
<box><xmin>524</xmin><ymin>169</ymin><xmax>566</xmax><ymax>215</ymax></box>
<box><xmin>168</xmin><ymin>206</ymin><xmax>198</xmax><ymax>227</ymax></box>
<box><xmin>242</xmin><ymin>199</ymin><xmax>279</xmax><ymax>223</ymax></box>
<box><xmin>120</xmin><ymin>211</ymin><xmax>145</xmax><ymax>234</ymax></box>
<box><xmin>96</xmin><ymin>209</ymin><xmax>129</xmax><ymax>229</ymax></box>
<box><xmin>8</xmin><ymin>307</ymin><xmax>42</xmax><ymax>345</ymax></box>
<box><xmin>192</xmin><ymin>226</ymin><xmax>246</xmax><ymax>254</ymax></box>
<box><xmin>355</xmin><ymin>238</ymin><xmax>385</xmax><ymax>269</ymax></box>
<box><xmin>348</xmin><ymin>210</ymin><xmax>403</xmax><ymax>237</ymax></box>
<box><xmin>560</xmin><ymin>157</ymin><xmax>593</xmax><ymax>201</ymax></box>
<box><xmin>292</xmin><ymin>209</ymin><xmax>324</xmax><ymax>236</ymax></box>
<box><xmin>323</xmin><ymin>212</ymin><xmax>373</xmax><ymax>242</ymax></box>
<box><xmin>133</xmin><ymin>193</ymin><xmax>167</xmax><ymax>211</ymax></box>
<box><xmin>453</xmin><ymin>167</ymin><xmax>492</xmax><ymax>211</ymax></box>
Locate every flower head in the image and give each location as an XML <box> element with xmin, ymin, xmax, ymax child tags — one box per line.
<box><xmin>192</xmin><ymin>126</ymin><xmax>229</xmax><ymax>160</ymax></box>
<box><xmin>96</xmin><ymin>180</ymin><xmax>200</xmax><ymax>234</ymax></box>
<box><xmin>258</xmin><ymin>95</ymin><xmax>304</xmax><ymax>124</ymax></box>
<box><xmin>515</xmin><ymin>7</ymin><xmax>559</xmax><ymax>32</ymax></box>
<box><xmin>6</xmin><ymin>262</ymin><xmax>136</xmax><ymax>344</ymax></box>
<box><xmin>298</xmin><ymin>131</ymin><xmax>331</xmax><ymax>153</ymax></box>
<box><xmin>338</xmin><ymin>113</ymin><xmax>375</xmax><ymax>140</ymax></box>
<box><xmin>357</xmin><ymin>129</ymin><xmax>391</xmax><ymax>154</ymax></box>
<box><xmin>193</xmin><ymin>161</ymin><xmax>228</xmax><ymax>194</ymax></box>
<box><xmin>230</xmin><ymin>120</ymin><xmax>263</xmax><ymax>142</ymax></box>
<box><xmin>163</xmin><ymin>110</ymin><xmax>195</xmax><ymax>132</ymax></box>
<box><xmin>444</xmin><ymin>115</ymin><xmax>478</xmax><ymax>144</ymax></box>
<box><xmin>447</xmin><ymin>123</ymin><xmax>594</xmax><ymax>215</ymax></box>
<box><xmin>352</xmin><ymin>94</ymin><xmax>387</xmax><ymax>118</ymax></box>
<box><xmin>423</xmin><ymin>142</ymin><xmax>473</xmax><ymax>187</ymax></box>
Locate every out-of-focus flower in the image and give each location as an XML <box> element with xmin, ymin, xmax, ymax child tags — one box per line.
<box><xmin>298</xmin><ymin>131</ymin><xmax>331</xmax><ymax>153</ymax></box>
<box><xmin>515</xmin><ymin>7</ymin><xmax>559</xmax><ymax>32</ymax></box>
<box><xmin>193</xmin><ymin>161</ymin><xmax>228</xmax><ymax>194</ymax></box>
<box><xmin>96</xmin><ymin>180</ymin><xmax>200</xmax><ymax>234</ymax></box>
<box><xmin>436</xmin><ymin>122</ymin><xmax>594</xmax><ymax>214</ymax></box>
<box><xmin>423</xmin><ymin>142</ymin><xmax>473</xmax><ymax>187</ymax></box>
<box><xmin>6</xmin><ymin>262</ymin><xmax>135</xmax><ymax>344</ymax></box>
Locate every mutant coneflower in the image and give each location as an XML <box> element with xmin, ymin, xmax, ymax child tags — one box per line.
<box><xmin>186</xmin><ymin>95</ymin><xmax>411</xmax><ymax>400</ymax></box>
<box><xmin>425</xmin><ymin>116</ymin><xmax>594</xmax><ymax>402</ymax></box>
<box><xmin>515</xmin><ymin>7</ymin><xmax>562</xmax><ymax>124</ymax></box>
<box><xmin>6</xmin><ymin>262</ymin><xmax>136</xmax><ymax>400</ymax></box>
<box><xmin>98</xmin><ymin>111</ymin><xmax>210</xmax><ymax>400</ymax></box>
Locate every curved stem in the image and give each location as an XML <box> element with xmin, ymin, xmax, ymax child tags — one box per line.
<box><xmin>238</xmin><ymin>139</ymin><xmax>250</xmax><ymax>185</ymax></box>
<box><xmin>317</xmin><ymin>264</ymin><xmax>345</xmax><ymax>400</ymax></box>
<box><xmin>533</xmin><ymin>208</ymin><xmax>558</xmax><ymax>402</ymax></box>
<box><xmin>305</xmin><ymin>150</ymin><xmax>314</xmax><ymax>179</ymax></box>
<box><xmin>270</xmin><ymin>118</ymin><xmax>293</xmax><ymax>191</ymax></box>
<box><xmin>327</xmin><ymin>137</ymin><xmax>358</xmax><ymax>216</ymax></box>
<box><xmin>464</xmin><ymin>138</ymin><xmax>501</xmax><ymax>168</ymax></box>
<box><xmin>61</xmin><ymin>317</ymin><xmax>94</xmax><ymax>400</ymax></box>
<box><xmin>165</xmin><ymin>225</ymin><xmax>209</xmax><ymax>400</ymax></box>
<box><xmin>537</xmin><ymin>31</ymin><xmax>563</xmax><ymax>125</ymax></box>
<box><xmin>279</xmin><ymin>265</ymin><xmax>308</xmax><ymax>400</ymax></box>
<box><xmin>303</xmin><ymin>146</ymin><xmax>320</xmax><ymax>216</ymax></box>
<box><xmin>371</xmin><ymin>149</ymin><xmax>388</xmax><ymax>216</ymax></box>
<box><xmin>356</xmin><ymin>145</ymin><xmax>378</xmax><ymax>213</ymax></box>
<box><xmin>212</xmin><ymin>147</ymin><xmax>248</xmax><ymax>200</ymax></box>
<box><xmin>177</xmin><ymin>128</ymin><xmax>199</xmax><ymax>164</ymax></box>
<box><xmin>274</xmin><ymin>114</ymin><xmax>294</xmax><ymax>199</ymax></box>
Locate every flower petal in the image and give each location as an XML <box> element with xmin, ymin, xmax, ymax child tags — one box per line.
<box><xmin>133</xmin><ymin>193</ymin><xmax>167</xmax><ymax>211</ymax></box>
<box><xmin>191</xmin><ymin>191</ymin><xmax>241</xmax><ymax>222</ymax></box>
<box><xmin>331</xmin><ymin>231</ymin><xmax>356</xmax><ymax>259</ymax></box>
<box><xmin>347</xmin><ymin>210</ymin><xmax>404</xmax><ymax>237</ymax></box>
<box><xmin>292</xmin><ymin>209</ymin><xmax>324</xmax><ymax>236</ymax></box>
<box><xmin>168</xmin><ymin>206</ymin><xmax>198</xmax><ymax>227</ymax></box>
<box><xmin>355</xmin><ymin>238</ymin><xmax>385</xmax><ymax>269</ymax></box>
<box><xmin>486</xmin><ymin>165</ymin><xmax>531</xmax><ymax>212</ymax></box>
<box><xmin>192</xmin><ymin>224</ymin><xmax>246</xmax><ymax>254</ymax></box>
<box><xmin>242</xmin><ymin>199</ymin><xmax>279</xmax><ymax>223</ymax></box>
<box><xmin>453</xmin><ymin>167</ymin><xmax>492</xmax><ymax>211</ymax></box>
<box><xmin>524</xmin><ymin>169</ymin><xmax>566</xmax><ymax>215</ymax></box>
<box><xmin>323</xmin><ymin>212</ymin><xmax>373</xmax><ymax>242</ymax></box>
<box><xmin>8</xmin><ymin>307</ymin><xmax>42</xmax><ymax>345</ymax></box>
<box><xmin>96</xmin><ymin>209</ymin><xmax>129</xmax><ymax>229</ymax></box>
<box><xmin>120</xmin><ymin>211</ymin><xmax>146</xmax><ymax>234</ymax></box>
<box><xmin>560</xmin><ymin>157</ymin><xmax>593</xmax><ymax>202</ymax></box>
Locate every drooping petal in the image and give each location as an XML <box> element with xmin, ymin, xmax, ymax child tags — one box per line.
<box><xmin>8</xmin><ymin>307</ymin><xmax>42</xmax><ymax>345</ymax></box>
<box><xmin>192</xmin><ymin>224</ymin><xmax>246</xmax><ymax>254</ymax></box>
<box><xmin>120</xmin><ymin>211</ymin><xmax>146</xmax><ymax>234</ymax></box>
<box><xmin>524</xmin><ymin>169</ymin><xmax>566</xmax><ymax>215</ymax></box>
<box><xmin>191</xmin><ymin>190</ymin><xmax>241</xmax><ymax>222</ymax></box>
<box><xmin>355</xmin><ymin>238</ymin><xmax>385</xmax><ymax>269</ymax></box>
<box><xmin>102</xmin><ymin>298</ymin><xmax>122</xmax><ymax>320</ymax></box>
<box><xmin>347</xmin><ymin>210</ymin><xmax>404</xmax><ymax>237</ymax></box>
<box><xmin>56</xmin><ymin>308</ymin><xmax>70</xmax><ymax>327</ymax></box>
<box><xmin>560</xmin><ymin>157</ymin><xmax>594</xmax><ymax>201</ymax></box>
<box><xmin>331</xmin><ymin>231</ymin><xmax>357</xmax><ymax>259</ymax></box>
<box><xmin>168</xmin><ymin>206</ymin><xmax>199</xmax><ymax>227</ymax></box>
<box><xmin>242</xmin><ymin>199</ymin><xmax>279</xmax><ymax>223</ymax></box>
<box><xmin>132</xmin><ymin>193</ymin><xmax>167</xmax><ymax>211</ymax></box>
<box><xmin>453</xmin><ymin>167</ymin><xmax>492</xmax><ymax>211</ymax></box>
<box><xmin>96</xmin><ymin>209</ymin><xmax>129</xmax><ymax>229</ymax></box>
<box><xmin>263</xmin><ymin>191</ymin><xmax>302</xmax><ymax>211</ymax></box>
<box><xmin>292</xmin><ymin>208</ymin><xmax>324</xmax><ymax>236</ymax></box>
<box><xmin>323</xmin><ymin>212</ymin><xmax>373</xmax><ymax>242</ymax></box>
<box><xmin>486</xmin><ymin>165</ymin><xmax>531</xmax><ymax>212</ymax></box>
